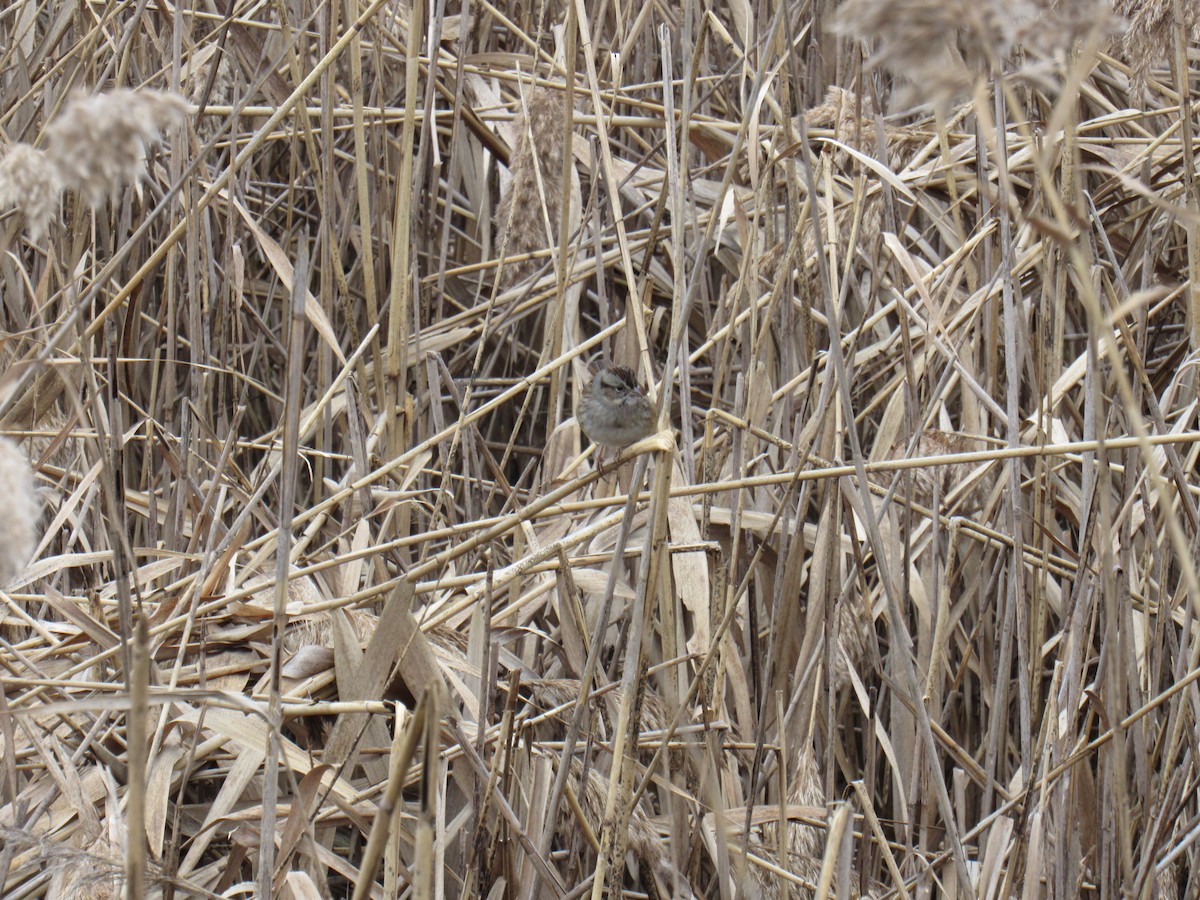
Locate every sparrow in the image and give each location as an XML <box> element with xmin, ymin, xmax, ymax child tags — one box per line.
<box><xmin>577</xmin><ymin>364</ymin><xmax>655</xmax><ymax>449</ymax></box>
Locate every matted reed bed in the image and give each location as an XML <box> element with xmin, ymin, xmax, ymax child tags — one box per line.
<box><xmin>0</xmin><ymin>0</ymin><xmax>1197</xmax><ymax>896</ymax></box>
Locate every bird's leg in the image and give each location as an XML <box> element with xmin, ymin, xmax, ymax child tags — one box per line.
<box><xmin>594</xmin><ymin>445</ymin><xmax>609</xmax><ymax>477</ymax></box>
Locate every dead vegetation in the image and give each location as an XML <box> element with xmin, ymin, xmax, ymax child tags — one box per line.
<box><xmin>0</xmin><ymin>0</ymin><xmax>1198</xmax><ymax>896</ymax></box>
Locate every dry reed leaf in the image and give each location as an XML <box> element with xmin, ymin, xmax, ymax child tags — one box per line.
<box><xmin>871</xmin><ymin>715</ymin><xmax>909</xmax><ymax>821</ymax></box>
<box><xmin>45</xmin><ymin>741</ymin><xmax>100</xmax><ymax>834</ymax></box>
<box><xmin>326</xmin><ymin>607</ymin><xmax>392</xmax><ymax>781</ymax></box>
<box><xmin>978</xmin><ymin>813</ymin><xmax>1015</xmax><ymax>898</ymax></box>
<box><xmin>30</xmin><ymin>456</ymin><xmax>108</xmax><ymax>561</ymax></box>
<box><xmin>226</xmin><ymin>192</ymin><xmax>348</xmax><ymax>365</ymax></box>
<box><xmin>145</xmin><ymin>735</ymin><xmax>188</xmax><ymax>862</ymax></box>
<box><xmin>103</xmin><ymin>558</ymin><xmax>189</xmax><ymax>601</ymax></box>
<box><xmin>517</xmin><ymin>754</ymin><xmax>555</xmax><ymax>889</ymax></box>
<box><xmin>284</xmin><ymin>869</ymin><xmax>327</xmax><ymax>899</ymax></box>
<box><xmin>275</xmin><ymin>765</ymin><xmax>333</xmax><ymax>881</ymax></box>
<box><xmin>549</xmin><ymin>576</ymin><xmax>590</xmax><ymax>676</ymax></box>
<box><xmin>173</xmin><ymin>705</ymin><xmax>358</xmax><ymax>802</ymax></box>
<box><xmin>723</xmin><ymin>0</ymin><xmax>754</xmax><ymax>51</ymax></box>
<box><xmin>544</xmin><ymin>410</ymin><xmax>585</xmax><ymax>483</ymax></box>
<box><xmin>668</xmin><ymin>458</ymin><xmax>711</xmax><ymax>657</ymax></box>
<box><xmin>38</xmin><ymin>585</ymin><xmax>119</xmax><ymax>649</ymax></box>
<box><xmin>1021</xmin><ymin>806</ymin><xmax>1047</xmax><ymax>895</ymax></box>
<box><xmin>338</xmin><ymin>518</ymin><xmax>372</xmax><ymax>596</ymax></box>
<box><xmin>353</xmin><ymin>581</ymin><xmax>445</xmax><ymax>708</ymax></box>
<box><xmin>177</xmin><ymin>749</ymin><xmax>264</xmax><ymax>875</ymax></box>
<box><xmin>568</xmin><ymin>566</ymin><xmax>637</xmax><ymax>599</ymax></box>
<box><xmin>199</xmin><ymin>649</ymin><xmax>259</xmax><ymax>693</ymax></box>
<box><xmin>815</xmin><ymin>137</ymin><xmax>917</xmax><ymax>203</ymax></box>
<box><xmin>282</xmin><ymin>644</ymin><xmax>334</xmax><ymax>679</ymax></box>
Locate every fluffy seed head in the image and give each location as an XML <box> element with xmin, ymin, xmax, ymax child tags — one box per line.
<box><xmin>571</xmin><ymin>758</ymin><xmax>667</xmax><ymax>876</ymax></box>
<box><xmin>834</xmin><ymin>0</ymin><xmax>1115</xmax><ymax>108</ymax></box>
<box><xmin>44</xmin><ymin>834</ymin><xmax>123</xmax><ymax>900</ymax></box>
<box><xmin>0</xmin><ymin>436</ymin><xmax>39</xmax><ymax>585</ymax></box>
<box><xmin>1115</xmin><ymin>0</ymin><xmax>1200</xmax><ymax>97</ymax></box>
<box><xmin>496</xmin><ymin>86</ymin><xmax>568</xmax><ymax>287</ymax></box>
<box><xmin>183</xmin><ymin>47</ymin><xmax>238</xmax><ymax>141</ymax></box>
<box><xmin>43</xmin><ymin>89</ymin><xmax>188</xmax><ymax>208</ymax></box>
<box><xmin>0</xmin><ymin>144</ymin><xmax>62</xmax><ymax>239</ymax></box>
<box><xmin>904</xmin><ymin>429</ymin><xmax>993</xmax><ymax>510</ymax></box>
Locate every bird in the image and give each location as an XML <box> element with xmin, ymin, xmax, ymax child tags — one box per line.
<box><xmin>577</xmin><ymin>363</ymin><xmax>655</xmax><ymax>451</ymax></box>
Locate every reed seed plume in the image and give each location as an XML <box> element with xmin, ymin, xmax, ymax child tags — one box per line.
<box><xmin>569</xmin><ymin>757</ymin><xmax>690</xmax><ymax>894</ymax></box>
<box><xmin>0</xmin><ymin>89</ymin><xmax>186</xmax><ymax>236</ymax></box>
<box><xmin>0</xmin><ymin>437</ymin><xmax>39</xmax><ymax>586</ymax></box>
<box><xmin>45</xmin><ymin>835</ymin><xmax>123</xmax><ymax>900</ymax></box>
<box><xmin>802</xmin><ymin>86</ymin><xmax>923</xmax><ymax>171</ymax></box>
<box><xmin>833</xmin><ymin>0</ymin><xmax>1016</xmax><ymax>107</ymax></box>
<box><xmin>834</xmin><ymin>0</ymin><xmax>1114</xmax><ymax>107</ymax></box>
<box><xmin>183</xmin><ymin>46</ymin><xmax>236</xmax><ymax>109</ymax></box>
<box><xmin>44</xmin><ymin>89</ymin><xmax>188</xmax><ymax>208</ymax></box>
<box><xmin>904</xmin><ymin>429</ymin><xmax>994</xmax><ymax>511</ymax></box>
<box><xmin>183</xmin><ymin>47</ymin><xmax>238</xmax><ymax>141</ymax></box>
<box><xmin>1115</xmin><ymin>0</ymin><xmax>1200</xmax><ymax>96</ymax></box>
<box><xmin>0</xmin><ymin>143</ymin><xmax>61</xmax><ymax>240</ymax></box>
<box><xmin>496</xmin><ymin>85</ymin><xmax>568</xmax><ymax>288</ymax></box>
<box><xmin>805</xmin><ymin>86</ymin><xmax>876</xmax><ymax>150</ymax></box>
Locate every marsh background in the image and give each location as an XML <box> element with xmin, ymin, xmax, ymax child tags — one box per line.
<box><xmin>0</xmin><ymin>0</ymin><xmax>1194</xmax><ymax>897</ymax></box>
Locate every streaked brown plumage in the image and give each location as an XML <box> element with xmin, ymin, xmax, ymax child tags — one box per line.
<box><xmin>577</xmin><ymin>364</ymin><xmax>655</xmax><ymax>448</ymax></box>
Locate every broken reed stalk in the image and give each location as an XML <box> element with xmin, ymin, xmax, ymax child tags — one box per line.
<box><xmin>259</xmin><ymin>239</ymin><xmax>310</xmax><ymax>892</ymax></box>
